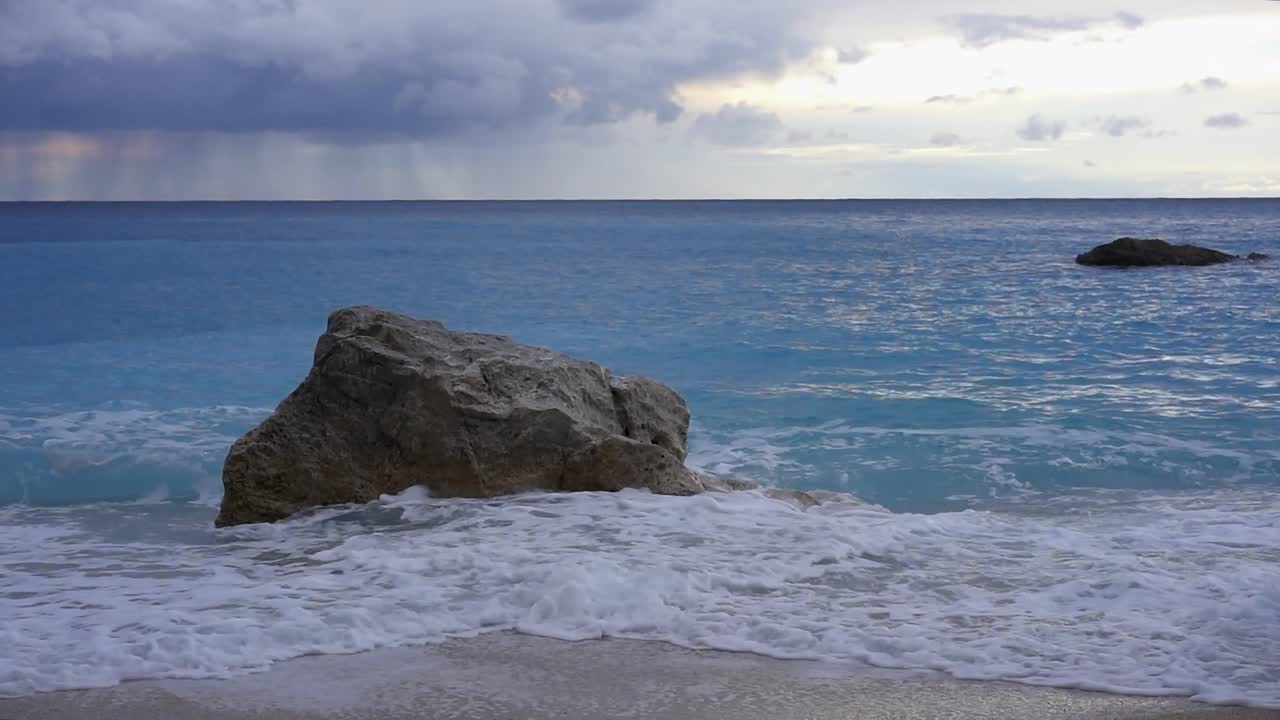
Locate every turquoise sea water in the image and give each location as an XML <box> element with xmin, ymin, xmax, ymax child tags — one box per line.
<box><xmin>1</xmin><ymin>200</ymin><xmax>1278</xmax><ymax>704</ymax></box>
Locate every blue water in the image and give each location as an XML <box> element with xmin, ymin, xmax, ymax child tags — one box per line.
<box><xmin>3</xmin><ymin>200</ymin><xmax>1277</xmax><ymax>507</ymax></box>
<box><xmin>1</xmin><ymin>200</ymin><xmax>1278</xmax><ymax>704</ymax></box>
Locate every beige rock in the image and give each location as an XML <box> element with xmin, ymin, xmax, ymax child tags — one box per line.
<box><xmin>216</xmin><ymin>306</ymin><xmax>735</xmax><ymax>526</ymax></box>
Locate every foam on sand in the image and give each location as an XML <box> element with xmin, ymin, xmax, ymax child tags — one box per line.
<box><xmin>1</xmin><ymin>487</ymin><xmax>1277</xmax><ymax>707</ymax></box>
<box><xmin>0</xmin><ymin>634</ymin><xmax>1273</xmax><ymax>720</ymax></box>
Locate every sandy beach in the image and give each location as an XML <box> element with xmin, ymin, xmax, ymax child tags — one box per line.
<box><xmin>1</xmin><ymin>633</ymin><xmax>1275</xmax><ymax>720</ymax></box>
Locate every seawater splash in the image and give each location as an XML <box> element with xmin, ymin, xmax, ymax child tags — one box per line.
<box><xmin>0</xmin><ymin>406</ymin><xmax>268</xmax><ymax>504</ymax></box>
<box><xmin>0</xmin><ymin>488</ymin><xmax>1276</xmax><ymax>706</ymax></box>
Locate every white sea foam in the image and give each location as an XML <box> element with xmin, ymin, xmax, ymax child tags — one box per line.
<box><xmin>0</xmin><ymin>405</ymin><xmax>269</xmax><ymax>467</ymax></box>
<box><xmin>1</xmin><ymin>487</ymin><xmax>1277</xmax><ymax>707</ymax></box>
<box><xmin>0</xmin><ymin>405</ymin><xmax>269</xmax><ymax>502</ymax></box>
<box><xmin>4</xmin><ymin>404</ymin><xmax>1274</xmax><ymax>505</ymax></box>
<box><xmin>688</xmin><ymin>421</ymin><xmax>1280</xmax><ymax>496</ymax></box>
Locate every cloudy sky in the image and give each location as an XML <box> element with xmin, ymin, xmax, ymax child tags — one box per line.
<box><xmin>2</xmin><ymin>0</ymin><xmax>1277</xmax><ymax>199</ymax></box>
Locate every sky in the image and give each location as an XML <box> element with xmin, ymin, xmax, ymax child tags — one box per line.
<box><xmin>1</xmin><ymin>0</ymin><xmax>1278</xmax><ymax>199</ymax></box>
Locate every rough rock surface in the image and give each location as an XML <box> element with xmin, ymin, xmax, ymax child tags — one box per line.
<box><xmin>1075</xmin><ymin>238</ymin><xmax>1237</xmax><ymax>267</ymax></box>
<box><xmin>216</xmin><ymin>307</ymin><xmax>743</xmax><ymax>526</ymax></box>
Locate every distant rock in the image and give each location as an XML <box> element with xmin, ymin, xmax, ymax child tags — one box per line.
<box><xmin>1075</xmin><ymin>238</ymin><xmax>1237</xmax><ymax>267</ymax></box>
<box><xmin>1247</xmin><ymin>252</ymin><xmax>1271</xmax><ymax>262</ymax></box>
<box><xmin>216</xmin><ymin>306</ymin><xmax>749</xmax><ymax>527</ymax></box>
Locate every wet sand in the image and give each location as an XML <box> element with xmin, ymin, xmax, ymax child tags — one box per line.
<box><xmin>1</xmin><ymin>633</ymin><xmax>1276</xmax><ymax>720</ymax></box>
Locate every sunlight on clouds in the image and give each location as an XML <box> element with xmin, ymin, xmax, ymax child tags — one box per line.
<box><xmin>680</xmin><ymin>14</ymin><xmax>1280</xmax><ymax>112</ymax></box>
<box><xmin>756</xmin><ymin>142</ymin><xmax>879</xmax><ymax>158</ymax></box>
<box><xmin>900</xmin><ymin>146</ymin><xmax>1008</xmax><ymax>158</ymax></box>
<box><xmin>756</xmin><ymin>142</ymin><xmax>1052</xmax><ymax>160</ymax></box>
<box><xmin>1206</xmin><ymin>177</ymin><xmax>1280</xmax><ymax>195</ymax></box>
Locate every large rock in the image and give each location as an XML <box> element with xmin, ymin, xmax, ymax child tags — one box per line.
<box><xmin>1075</xmin><ymin>238</ymin><xmax>1237</xmax><ymax>267</ymax></box>
<box><xmin>216</xmin><ymin>306</ymin><xmax>741</xmax><ymax>526</ymax></box>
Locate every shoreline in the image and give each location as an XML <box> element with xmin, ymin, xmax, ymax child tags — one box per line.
<box><xmin>2</xmin><ymin>633</ymin><xmax>1275</xmax><ymax>720</ymax></box>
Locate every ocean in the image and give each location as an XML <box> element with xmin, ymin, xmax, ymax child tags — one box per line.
<box><xmin>1</xmin><ymin>199</ymin><xmax>1277</xmax><ymax>706</ymax></box>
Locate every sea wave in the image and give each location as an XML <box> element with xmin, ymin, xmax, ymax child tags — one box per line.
<box><xmin>4</xmin><ymin>403</ymin><xmax>1277</xmax><ymax>508</ymax></box>
<box><xmin>689</xmin><ymin>421</ymin><xmax>1280</xmax><ymax>506</ymax></box>
<box><xmin>1</xmin><ymin>487</ymin><xmax>1276</xmax><ymax>706</ymax></box>
<box><xmin>0</xmin><ymin>405</ymin><xmax>269</xmax><ymax>504</ymax></box>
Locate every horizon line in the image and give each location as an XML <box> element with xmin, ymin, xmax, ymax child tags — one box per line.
<box><xmin>2</xmin><ymin>196</ymin><xmax>1278</xmax><ymax>204</ymax></box>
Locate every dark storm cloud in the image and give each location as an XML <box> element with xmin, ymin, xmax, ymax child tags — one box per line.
<box><xmin>692</xmin><ymin>102</ymin><xmax>784</xmax><ymax>146</ymax></box>
<box><xmin>558</xmin><ymin>0</ymin><xmax>655</xmax><ymax>22</ymax></box>
<box><xmin>1</xmin><ymin>56</ymin><xmax>555</xmax><ymax>138</ymax></box>
<box><xmin>1204</xmin><ymin>113</ymin><xmax>1248</xmax><ymax>129</ymax></box>
<box><xmin>0</xmin><ymin>0</ymin><xmax>820</xmax><ymax>140</ymax></box>
<box><xmin>942</xmin><ymin>12</ymin><xmax>1143</xmax><ymax>48</ymax></box>
<box><xmin>1016</xmin><ymin>114</ymin><xmax>1065</xmax><ymax>141</ymax></box>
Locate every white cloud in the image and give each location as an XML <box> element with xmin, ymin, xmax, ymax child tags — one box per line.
<box><xmin>1097</xmin><ymin>115</ymin><xmax>1150</xmax><ymax>137</ymax></box>
<box><xmin>1204</xmin><ymin>113</ymin><xmax>1247</xmax><ymax>129</ymax></box>
<box><xmin>930</xmin><ymin>131</ymin><xmax>963</xmax><ymax>146</ymax></box>
<box><xmin>1016</xmin><ymin>114</ymin><xmax>1065</xmax><ymax>142</ymax></box>
<box><xmin>940</xmin><ymin>12</ymin><xmax>1142</xmax><ymax>48</ymax></box>
<box><xmin>1180</xmin><ymin>76</ymin><xmax>1229</xmax><ymax>93</ymax></box>
<box><xmin>837</xmin><ymin>47</ymin><xmax>869</xmax><ymax>64</ymax></box>
<box><xmin>692</xmin><ymin>102</ymin><xmax>784</xmax><ymax>146</ymax></box>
